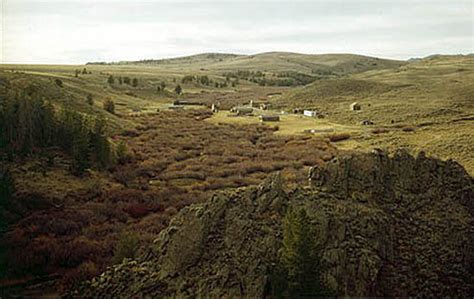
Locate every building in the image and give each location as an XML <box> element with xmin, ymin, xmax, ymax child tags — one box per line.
<box><xmin>350</xmin><ymin>102</ymin><xmax>361</xmax><ymax>111</ymax></box>
<box><xmin>259</xmin><ymin>115</ymin><xmax>280</xmax><ymax>122</ymax></box>
<box><xmin>231</xmin><ymin>106</ymin><xmax>254</xmax><ymax>116</ymax></box>
<box><xmin>173</xmin><ymin>100</ymin><xmax>204</xmax><ymax>106</ymax></box>
<box><xmin>304</xmin><ymin>110</ymin><xmax>318</xmax><ymax>117</ymax></box>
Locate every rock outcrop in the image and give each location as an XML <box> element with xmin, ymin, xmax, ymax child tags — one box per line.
<box><xmin>75</xmin><ymin>150</ymin><xmax>474</xmax><ymax>298</ymax></box>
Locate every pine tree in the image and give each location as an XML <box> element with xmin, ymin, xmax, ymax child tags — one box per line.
<box><xmin>278</xmin><ymin>207</ymin><xmax>328</xmax><ymax>297</ymax></box>
<box><xmin>103</xmin><ymin>99</ymin><xmax>115</xmax><ymax>114</ymax></box>
<box><xmin>107</xmin><ymin>75</ymin><xmax>115</xmax><ymax>85</ymax></box>
<box><xmin>70</xmin><ymin>117</ymin><xmax>91</xmax><ymax>175</ymax></box>
<box><xmin>87</xmin><ymin>94</ymin><xmax>94</xmax><ymax>106</ymax></box>
<box><xmin>132</xmin><ymin>78</ymin><xmax>138</xmax><ymax>87</ymax></box>
<box><xmin>90</xmin><ymin>117</ymin><xmax>112</xmax><ymax>170</ymax></box>
<box><xmin>174</xmin><ymin>84</ymin><xmax>182</xmax><ymax>95</ymax></box>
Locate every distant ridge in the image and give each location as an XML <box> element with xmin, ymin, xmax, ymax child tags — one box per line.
<box><xmin>87</xmin><ymin>52</ymin><xmax>407</xmax><ymax>76</ymax></box>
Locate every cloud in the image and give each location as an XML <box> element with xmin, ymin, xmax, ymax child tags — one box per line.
<box><xmin>2</xmin><ymin>0</ymin><xmax>473</xmax><ymax>64</ymax></box>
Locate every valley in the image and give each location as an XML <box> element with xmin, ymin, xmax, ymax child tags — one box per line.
<box><xmin>0</xmin><ymin>52</ymin><xmax>473</xmax><ymax>297</ymax></box>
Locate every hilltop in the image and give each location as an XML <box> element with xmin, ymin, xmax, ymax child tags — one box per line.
<box><xmin>87</xmin><ymin>52</ymin><xmax>406</xmax><ymax>76</ymax></box>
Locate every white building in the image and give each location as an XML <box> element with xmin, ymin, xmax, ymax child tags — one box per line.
<box><xmin>304</xmin><ymin>110</ymin><xmax>318</xmax><ymax>117</ymax></box>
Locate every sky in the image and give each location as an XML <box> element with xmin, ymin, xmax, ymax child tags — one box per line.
<box><xmin>1</xmin><ymin>0</ymin><xmax>473</xmax><ymax>64</ymax></box>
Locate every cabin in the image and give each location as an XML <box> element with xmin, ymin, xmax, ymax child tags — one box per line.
<box><xmin>259</xmin><ymin>115</ymin><xmax>280</xmax><ymax>122</ymax></box>
<box><xmin>350</xmin><ymin>102</ymin><xmax>361</xmax><ymax>111</ymax></box>
<box><xmin>231</xmin><ymin>106</ymin><xmax>254</xmax><ymax>116</ymax></box>
<box><xmin>304</xmin><ymin>110</ymin><xmax>318</xmax><ymax>117</ymax></box>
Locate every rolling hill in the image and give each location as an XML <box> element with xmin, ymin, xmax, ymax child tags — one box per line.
<box><xmin>88</xmin><ymin>52</ymin><xmax>407</xmax><ymax>76</ymax></box>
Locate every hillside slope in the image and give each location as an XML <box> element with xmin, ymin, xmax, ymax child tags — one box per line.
<box><xmin>75</xmin><ymin>150</ymin><xmax>474</xmax><ymax>298</ymax></box>
<box><xmin>275</xmin><ymin>55</ymin><xmax>474</xmax><ymax>173</ymax></box>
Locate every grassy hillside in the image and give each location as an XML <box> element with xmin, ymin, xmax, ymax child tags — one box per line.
<box><xmin>275</xmin><ymin>54</ymin><xmax>474</xmax><ymax>172</ymax></box>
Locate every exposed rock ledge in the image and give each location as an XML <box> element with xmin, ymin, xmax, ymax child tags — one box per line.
<box><xmin>74</xmin><ymin>150</ymin><xmax>473</xmax><ymax>298</ymax></box>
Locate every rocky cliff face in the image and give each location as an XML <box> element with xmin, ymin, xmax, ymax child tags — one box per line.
<box><xmin>75</xmin><ymin>150</ymin><xmax>473</xmax><ymax>298</ymax></box>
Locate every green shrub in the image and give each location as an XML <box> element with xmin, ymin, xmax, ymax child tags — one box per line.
<box><xmin>55</xmin><ymin>78</ymin><xmax>63</xmax><ymax>87</ymax></box>
<box><xmin>112</xmin><ymin>232</ymin><xmax>140</xmax><ymax>264</ymax></box>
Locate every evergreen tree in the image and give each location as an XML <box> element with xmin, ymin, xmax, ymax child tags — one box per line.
<box><xmin>276</xmin><ymin>207</ymin><xmax>328</xmax><ymax>297</ymax></box>
<box><xmin>87</xmin><ymin>94</ymin><xmax>94</xmax><ymax>106</ymax></box>
<box><xmin>90</xmin><ymin>117</ymin><xmax>112</xmax><ymax>170</ymax></box>
<box><xmin>103</xmin><ymin>99</ymin><xmax>115</xmax><ymax>114</ymax></box>
<box><xmin>132</xmin><ymin>78</ymin><xmax>138</xmax><ymax>87</ymax></box>
<box><xmin>82</xmin><ymin>68</ymin><xmax>88</xmax><ymax>74</ymax></box>
<box><xmin>71</xmin><ymin>126</ymin><xmax>91</xmax><ymax>175</ymax></box>
<box><xmin>55</xmin><ymin>79</ymin><xmax>63</xmax><ymax>87</ymax></box>
<box><xmin>118</xmin><ymin>77</ymin><xmax>123</xmax><ymax>85</ymax></box>
<box><xmin>123</xmin><ymin>77</ymin><xmax>131</xmax><ymax>85</ymax></box>
<box><xmin>107</xmin><ymin>75</ymin><xmax>115</xmax><ymax>85</ymax></box>
<box><xmin>174</xmin><ymin>84</ymin><xmax>182</xmax><ymax>95</ymax></box>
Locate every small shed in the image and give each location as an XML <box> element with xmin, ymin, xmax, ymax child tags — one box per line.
<box><xmin>350</xmin><ymin>102</ymin><xmax>361</xmax><ymax>111</ymax></box>
<box><xmin>259</xmin><ymin>115</ymin><xmax>280</xmax><ymax>122</ymax></box>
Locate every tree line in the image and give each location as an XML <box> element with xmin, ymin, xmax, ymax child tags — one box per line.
<box><xmin>0</xmin><ymin>91</ymin><xmax>116</xmax><ymax>175</ymax></box>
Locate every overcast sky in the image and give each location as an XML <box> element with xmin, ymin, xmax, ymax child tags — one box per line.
<box><xmin>1</xmin><ymin>0</ymin><xmax>473</xmax><ymax>64</ymax></box>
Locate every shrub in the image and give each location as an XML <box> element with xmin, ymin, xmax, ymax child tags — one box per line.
<box><xmin>132</xmin><ymin>78</ymin><xmax>138</xmax><ymax>87</ymax></box>
<box><xmin>86</xmin><ymin>94</ymin><xmax>94</xmax><ymax>106</ymax></box>
<box><xmin>103</xmin><ymin>99</ymin><xmax>115</xmax><ymax>114</ymax></box>
<box><xmin>116</xmin><ymin>141</ymin><xmax>133</xmax><ymax>164</ymax></box>
<box><xmin>112</xmin><ymin>232</ymin><xmax>140</xmax><ymax>264</ymax></box>
<box><xmin>55</xmin><ymin>79</ymin><xmax>63</xmax><ymax>87</ymax></box>
<box><xmin>62</xmin><ymin>261</ymin><xmax>99</xmax><ymax>291</ymax></box>
<box><xmin>402</xmin><ymin>126</ymin><xmax>415</xmax><ymax>132</ymax></box>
